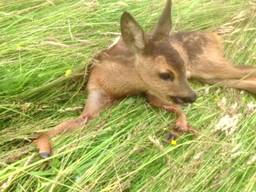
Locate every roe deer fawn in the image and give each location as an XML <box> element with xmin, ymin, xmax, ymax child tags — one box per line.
<box><xmin>34</xmin><ymin>0</ymin><xmax>256</xmax><ymax>158</ymax></box>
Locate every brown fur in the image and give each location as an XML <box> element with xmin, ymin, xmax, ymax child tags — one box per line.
<box><xmin>34</xmin><ymin>0</ymin><xmax>256</xmax><ymax>158</ymax></box>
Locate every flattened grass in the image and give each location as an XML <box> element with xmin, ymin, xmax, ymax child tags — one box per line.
<box><xmin>0</xmin><ymin>0</ymin><xmax>255</xmax><ymax>191</ymax></box>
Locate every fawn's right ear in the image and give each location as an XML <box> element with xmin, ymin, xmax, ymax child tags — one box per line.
<box><xmin>152</xmin><ymin>0</ymin><xmax>172</xmax><ymax>41</ymax></box>
<box><xmin>120</xmin><ymin>12</ymin><xmax>146</xmax><ymax>53</ymax></box>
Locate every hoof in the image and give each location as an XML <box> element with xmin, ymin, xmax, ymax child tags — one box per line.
<box><xmin>39</xmin><ymin>152</ymin><xmax>50</xmax><ymax>159</ymax></box>
<box><xmin>166</xmin><ymin>132</ymin><xmax>178</xmax><ymax>141</ymax></box>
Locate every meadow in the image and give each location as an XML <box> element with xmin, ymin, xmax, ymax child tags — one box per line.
<box><xmin>0</xmin><ymin>0</ymin><xmax>255</xmax><ymax>191</ymax></box>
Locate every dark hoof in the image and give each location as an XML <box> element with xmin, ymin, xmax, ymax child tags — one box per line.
<box><xmin>39</xmin><ymin>152</ymin><xmax>50</xmax><ymax>159</ymax></box>
<box><xmin>166</xmin><ymin>132</ymin><xmax>178</xmax><ymax>141</ymax></box>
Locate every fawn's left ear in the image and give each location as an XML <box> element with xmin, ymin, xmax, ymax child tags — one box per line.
<box><xmin>152</xmin><ymin>0</ymin><xmax>172</xmax><ymax>41</ymax></box>
<box><xmin>120</xmin><ymin>12</ymin><xmax>146</xmax><ymax>53</ymax></box>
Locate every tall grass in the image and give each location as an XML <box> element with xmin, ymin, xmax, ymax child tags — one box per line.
<box><xmin>0</xmin><ymin>0</ymin><xmax>255</xmax><ymax>191</ymax></box>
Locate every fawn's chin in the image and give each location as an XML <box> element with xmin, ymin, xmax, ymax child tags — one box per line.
<box><xmin>169</xmin><ymin>96</ymin><xmax>184</xmax><ymax>105</ymax></box>
<box><xmin>160</xmin><ymin>96</ymin><xmax>183</xmax><ymax>106</ymax></box>
<box><xmin>153</xmin><ymin>94</ymin><xmax>181</xmax><ymax>105</ymax></box>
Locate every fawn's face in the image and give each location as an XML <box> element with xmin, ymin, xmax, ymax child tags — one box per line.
<box><xmin>120</xmin><ymin>0</ymin><xmax>196</xmax><ymax>104</ymax></box>
<box><xmin>136</xmin><ymin>41</ymin><xmax>196</xmax><ymax>104</ymax></box>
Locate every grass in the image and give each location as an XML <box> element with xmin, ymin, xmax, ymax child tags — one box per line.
<box><xmin>0</xmin><ymin>0</ymin><xmax>256</xmax><ymax>191</ymax></box>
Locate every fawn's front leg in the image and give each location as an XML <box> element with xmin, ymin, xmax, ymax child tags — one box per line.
<box><xmin>147</xmin><ymin>94</ymin><xmax>195</xmax><ymax>136</ymax></box>
<box><xmin>34</xmin><ymin>89</ymin><xmax>114</xmax><ymax>158</ymax></box>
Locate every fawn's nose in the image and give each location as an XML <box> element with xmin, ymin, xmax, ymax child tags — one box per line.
<box><xmin>181</xmin><ymin>92</ymin><xmax>197</xmax><ymax>103</ymax></box>
<box><xmin>171</xmin><ymin>92</ymin><xmax>197</xmax><ymax>104</ymax></box>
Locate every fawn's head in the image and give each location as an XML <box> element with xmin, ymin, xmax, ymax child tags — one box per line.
<box><xmin>120</xmin><ymin>0</ymin><xmax>196</xmax><ymax>104</ymax></box>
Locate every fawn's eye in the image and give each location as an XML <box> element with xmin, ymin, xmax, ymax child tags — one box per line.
<box><xmin>158</xmin><ymin>72</ymin><xmax>174</xmax><ymax>81</ymax></box>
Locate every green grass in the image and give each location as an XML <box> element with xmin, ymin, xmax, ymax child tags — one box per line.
<box><xmin>0</xmin><ymin>0</ymin><xmax>256</xmax><ymax>191</ymax></box>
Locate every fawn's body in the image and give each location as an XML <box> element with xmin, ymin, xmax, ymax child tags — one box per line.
<box><xmin>35</xmin><ymin>1</ymin><xmax>256</xmax><ymax>158</ymax></box>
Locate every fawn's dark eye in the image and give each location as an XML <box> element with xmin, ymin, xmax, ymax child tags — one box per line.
<box><xmin>158</xmin><ymin>72</ymin><xmax>174</xmax><ymax>81</ymax></box>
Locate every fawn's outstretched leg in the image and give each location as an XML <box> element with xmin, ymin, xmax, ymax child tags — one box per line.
<box><xmin>202</xmin><ymin>78</ymin><xmax>256</xmax><ymax>94</ymax></box>
<box><xmin>147</xmin><ymin>94</ymin><xmax>195</xmax><ymax>134</ymax></box>
<box><xmin>34</xmin><ymin>89</ymin><xmax>113</xmax><ymax>158</ymax></box>
<box><xmin>190</xmin><ymin>61</ymin><xmax>256</xmax><ymax>94</ymax></box>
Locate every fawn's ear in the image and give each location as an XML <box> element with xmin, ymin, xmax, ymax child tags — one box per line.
<box><xmin>120</xmin><ymin>12</ymin><xmax>146</xmax><ymax>53</ymax></box>
<box><xmin>152</xmin><ymin>0</ymin><xmax>172</xmax><ymax>41</ymax></box>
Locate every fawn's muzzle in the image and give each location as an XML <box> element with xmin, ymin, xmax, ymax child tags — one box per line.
<box><xmin>170</xmin><ymin>92</ymin><xmax>197</xmax><ymax>104</ymax></box>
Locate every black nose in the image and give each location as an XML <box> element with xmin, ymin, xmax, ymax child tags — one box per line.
<box><xmin>171</xmin><ymin>93</ymin><xmax>197</xmax><ymax>104</ymax></box>
<box><xmin>181</xmin><ymin>93</ymin><xmax>197</xmax><ymax>103</ymax></box>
